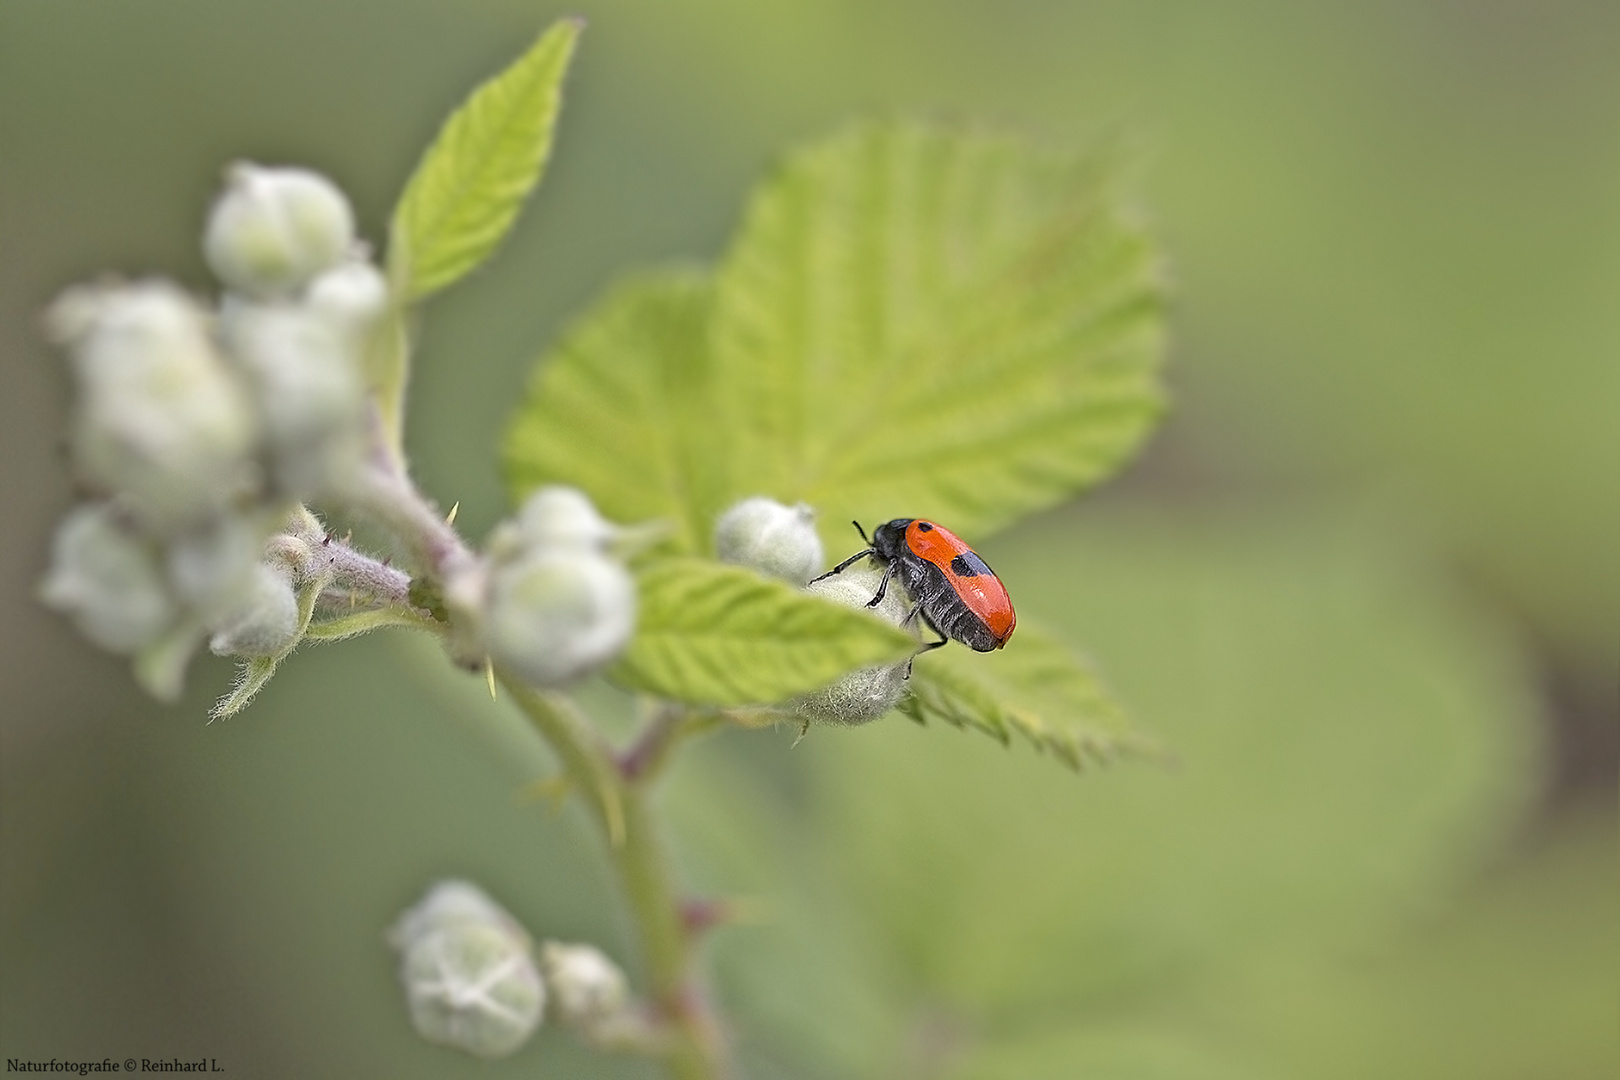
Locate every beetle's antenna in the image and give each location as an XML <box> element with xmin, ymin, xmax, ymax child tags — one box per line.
<box><xmin>851</xmin><ymin>520</ymin><xmax>870</xmax><ymax>544</ymax></box>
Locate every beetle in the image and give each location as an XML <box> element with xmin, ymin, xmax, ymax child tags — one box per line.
<box><xmin>812</xmin><ymin>518</ymin><xmax>1016</xmax><ymax>652</ymax></box>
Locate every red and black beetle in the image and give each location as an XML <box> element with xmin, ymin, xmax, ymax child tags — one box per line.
<box><xmin>812</xmin><ymin>518</ymin><xmax>1016</xmax><ymax>652</ymax></box>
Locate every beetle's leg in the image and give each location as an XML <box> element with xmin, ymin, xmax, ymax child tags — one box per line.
<box><xmin>866</xmin><ymin>560</ymin><xmax>897</xmax><ymax>608</ymax></box>
<box><xmin>808</xmin><ymin>547</ymin><xmax>874</xmax><ymax>584</ymax></box>
<box><xmin>916</xmin><ymin>608</ymin><xmax>949</xmax><ymax>651</ymax></box>
<box><xmin>898</xmin><ymin>586</ymin><xmax>948</xmax><ymax>648</ymax></box>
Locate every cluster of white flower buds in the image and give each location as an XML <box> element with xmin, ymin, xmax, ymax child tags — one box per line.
<box><xmin>39</xmin><ymin>164</ymin><xmax>387</xmax><ymax>697</ymax></box>
<box><xmin>472</xmin><ymin>486</ymin><xmax>637</xmax><ymax>687</ymax></box>
<box><xmin>390</xmin><ymin>880</ymin><xmax>642</xmax><ymax>1060</ymax></box>
<box><xmin>715</xmin><ymin>497</ymin><xmax>917</xmax><ymax>726</ymax></box>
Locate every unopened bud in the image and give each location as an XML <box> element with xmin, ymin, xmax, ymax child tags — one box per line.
<box><xmin>165</xmin><ymin>515</ymin><xmax>265</xmax><ymax>621</ymax></box>
<box><xmin>219</xmin><ymin>298</ymin><xmax>366</xmax><ymax>497</ymax></box>
<box><xmin>539</xmin><ymin>942</ymin><xmax>629</xmax><ymax>1032</ymax></box>
<box><xmin>208</xmin><ymin>561</ymin><xmax>299</xmax><ymax>657</ymax></box>
<box><xmin>484</xmin><ymin>548</ymin><xmax>635</xmax><ymax>687</ymax></box>
<box><xmin>204</xmin><ymin>164</ymin><xmax>356</xmax><ymax>298</ymax></box>
<box><xmin>793</xmin><ymin>561</ymin><xmax>916</xmax><ymax>725</ymax></box>
<box><xmin>715</xmin><ymin>497</ymin><xmax>823</xmax><ymax>585</ymax></box>
<box><xmin>305</xmin><ymin>258</ymin><xmax>390</xmax><ymax>348</ymax></box>
<box><xmin>39</xmin><ymin>503</ymin><xmax>177</xmax><ymax>654</ymax></box>
<box><xmin>392</xmin><ymin>880</ymin><xmax>517</xmax><ymax>942</ymax></box>
<box><xmin>516</xmin><ymin>486</ymin><xmax>617</xmax><ymax>551</ymax></box>
<box><xmin>46</xmin><ymin>281</ymin><xmax>258</xmax><ymax>531</ymax></box>
<box><xmin>390</xmin><ymin>881</ymin><xmax>544</xmax><ymax>1060</ymax></box>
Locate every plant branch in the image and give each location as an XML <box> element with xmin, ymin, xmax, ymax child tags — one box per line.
<box><xmin>501</xmin><ymin>675</ymin><xmax>729</xmax><ymax>1080</ymax></box>
<box><xmin>345</xmin><ymin>464</ymin><xmax>478</xmax><ymax>584</ymax></box>
<box><xmin>617</xmin><ymin>707</ymin><xmax>725</xmax><ymax>784</ymax></box>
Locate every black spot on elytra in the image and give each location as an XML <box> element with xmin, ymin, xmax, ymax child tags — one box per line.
<box><xmin>950</xmin><ymin>552</ymin><xmax>991</xmax><ymax>578</ymax></box>
<box><xmin>917</xmin><ymin>522</ymin><xmax>933</xmax><ymax>532</ymax></box>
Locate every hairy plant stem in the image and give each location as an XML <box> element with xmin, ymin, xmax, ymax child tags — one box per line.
<box><xmin>501</xmin><ymin>677</ymin><xmax>727</xmax><ymax>1080</ymax></box>
<box><xmin>347</xmin><ymin>464</ymin><xmax>477</xmax><ymax>584</ymax></box>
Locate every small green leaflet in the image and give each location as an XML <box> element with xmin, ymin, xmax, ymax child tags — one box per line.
<box><xmin>612</xmin><ymin>559</ymin><xmax>915</xmax><ymax>706</ymax></box>
<box><xmin>898</xmin><ymin>617</ymin><xmax>1157</xmax><ymax>769</ymax></box>
<box><xmin>388</xmin><ymin>18</ymin><xmax>581</xmax><ymax>302</ymax></box>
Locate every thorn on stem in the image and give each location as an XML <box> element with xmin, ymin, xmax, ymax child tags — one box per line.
<box><xmin>519</xmin><ymin>773</ymin><xmax>574</xmax><ymax>813</ymax></box>
<box><xmin>682</xmin><ymin>896</ymin><xmax>766</xmax><ymax>937</ymax></box>
<box><xmin>681</xmin><ymin>898</ymin><xmax>725</xmax><ymax>937</ymax></box>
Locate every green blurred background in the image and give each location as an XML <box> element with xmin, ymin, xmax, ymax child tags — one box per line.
<box><xmin>1</xmin><ymin>2</ymin><xmax>1614</xmax><ymax>1077</ymax></box>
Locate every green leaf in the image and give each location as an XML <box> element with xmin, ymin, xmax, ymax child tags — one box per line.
<box><xmin>387</xmin><ymin>18</ymin><xmax>581</xmax><ymax>302</ymax></box>
<box><xmin>711</xmin><ymin>119</ymin><xmax>1167</xmax><ymax>547</ymax></box>
<box><xmin>209</xmin><ymin>656</ymin><xmax>281</xmax><ymax>722</ymax></box>
<box><xmin>898</xmin><ymin>617</ymin><xmax>1154</xmax><ymax>769</ymax></box>
<box><xmin>611</xmin><ymin>558</ymin><xmax>914</xmax><ymax>706</ymax></box>
<box><xmin>503</xmin><ymin>271</ymin><xmax>724</xmax><ymax>552</ymax></box>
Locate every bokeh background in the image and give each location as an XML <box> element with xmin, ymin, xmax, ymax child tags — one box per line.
<box><xmin>2</xmin><ymin>2</ymin><xmax>1614</xmax><ymax>1077</ymax></box>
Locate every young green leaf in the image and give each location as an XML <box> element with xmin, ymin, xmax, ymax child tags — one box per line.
<box><xmin>897</xmin><ymin>617</ymin><xmax>1156</xmax><ymax>769</ymax></box>
<box><xmin>611</xmin><ymin>558</ymin><xmax>914</xmax><ymax>706</ymax></box>
<box><xmin>712</xmin><ymin>120</ymin><xmax>1167</xmax><ymax>548</ymax></box>
<box><xmin>209</xmin><ymin>655</ymin><xmax>281</xmax><ymax>722</ymax></box>
<box><xmin>388</xmin><ymin>19</ymin><xmax>581</xmax><ymax>302</ymax></box>
<box><xmin>503</xmin><ymin>272</ymin><xmax>724</xmax><ymax>553</ymax></box>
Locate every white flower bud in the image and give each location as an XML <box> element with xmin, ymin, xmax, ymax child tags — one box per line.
<box><xmin>516</xmin><ymin>486</ymin><xmax>618</xmax><ymax>551</ymax></box>
<box><xmin>793</xmin><ymin>562</ymin><xmax>916</xmax><ymax>725</ymax></box>
<box><xmin>204</xmin><ymin>164</ymin><xmax>355</xmax><ymax>298</ymax></box>
<box><xmin>219</xmin><ymin>298</ymin><xmax>366</xmax><ymax>497</ymax></box>
<box><xmin>392</xmin><ymin>881</ymin><xmax>518</xmax><ymax>943</ymax></box>
<box><xmin>208</xmin><ymin>561</ymin><xmax>299</xmax><ymax>657</ymax></box>
<box><xmin>390</xmin><ymin>881</ymin><xmax>544</xmax><ymax>1060</ymax></box>
<box><xmin>46</xmin><ymin>281</ymin><xmax>258</xmax><ymax>532</ymax></box>
<box><xmin>39</xmin><ymin>503</ymin><xmax>177</xmax><ymax>653</ymax></box>
<box><xmin>165</xmin><ymin>515</ymin><xmax>265</xmax><ymax>621</ymax></box>
<box><xmin>305</xmin><ymin>258</ymin><xmax>389</xmax><ymax>349</ymax></box>
<box><xmin>540</xmin><ymin>942</ymin><xmax>629</xmax><ymax>1031</ymax></box>
<box><xmin>715</xmin><ymin>497</ymin><xmax>824</xmax><ymax>585</ymax></box>
<box><xmin>484</xmin><ymin>548</ymin><xmax>635</xmax><ymax>687</ymax></box>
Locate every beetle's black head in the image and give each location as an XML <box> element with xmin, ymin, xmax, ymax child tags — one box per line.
<box><xmin>870</xmin><ymin>519</ymin><xmax>914</xmax><ymax>560</ymax></box>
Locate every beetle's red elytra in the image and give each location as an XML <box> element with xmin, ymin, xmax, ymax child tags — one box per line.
<box><xmin>811</xmin><ymin>519</ymin><xmax>1016</xmax><ymax>652</ymax></box>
